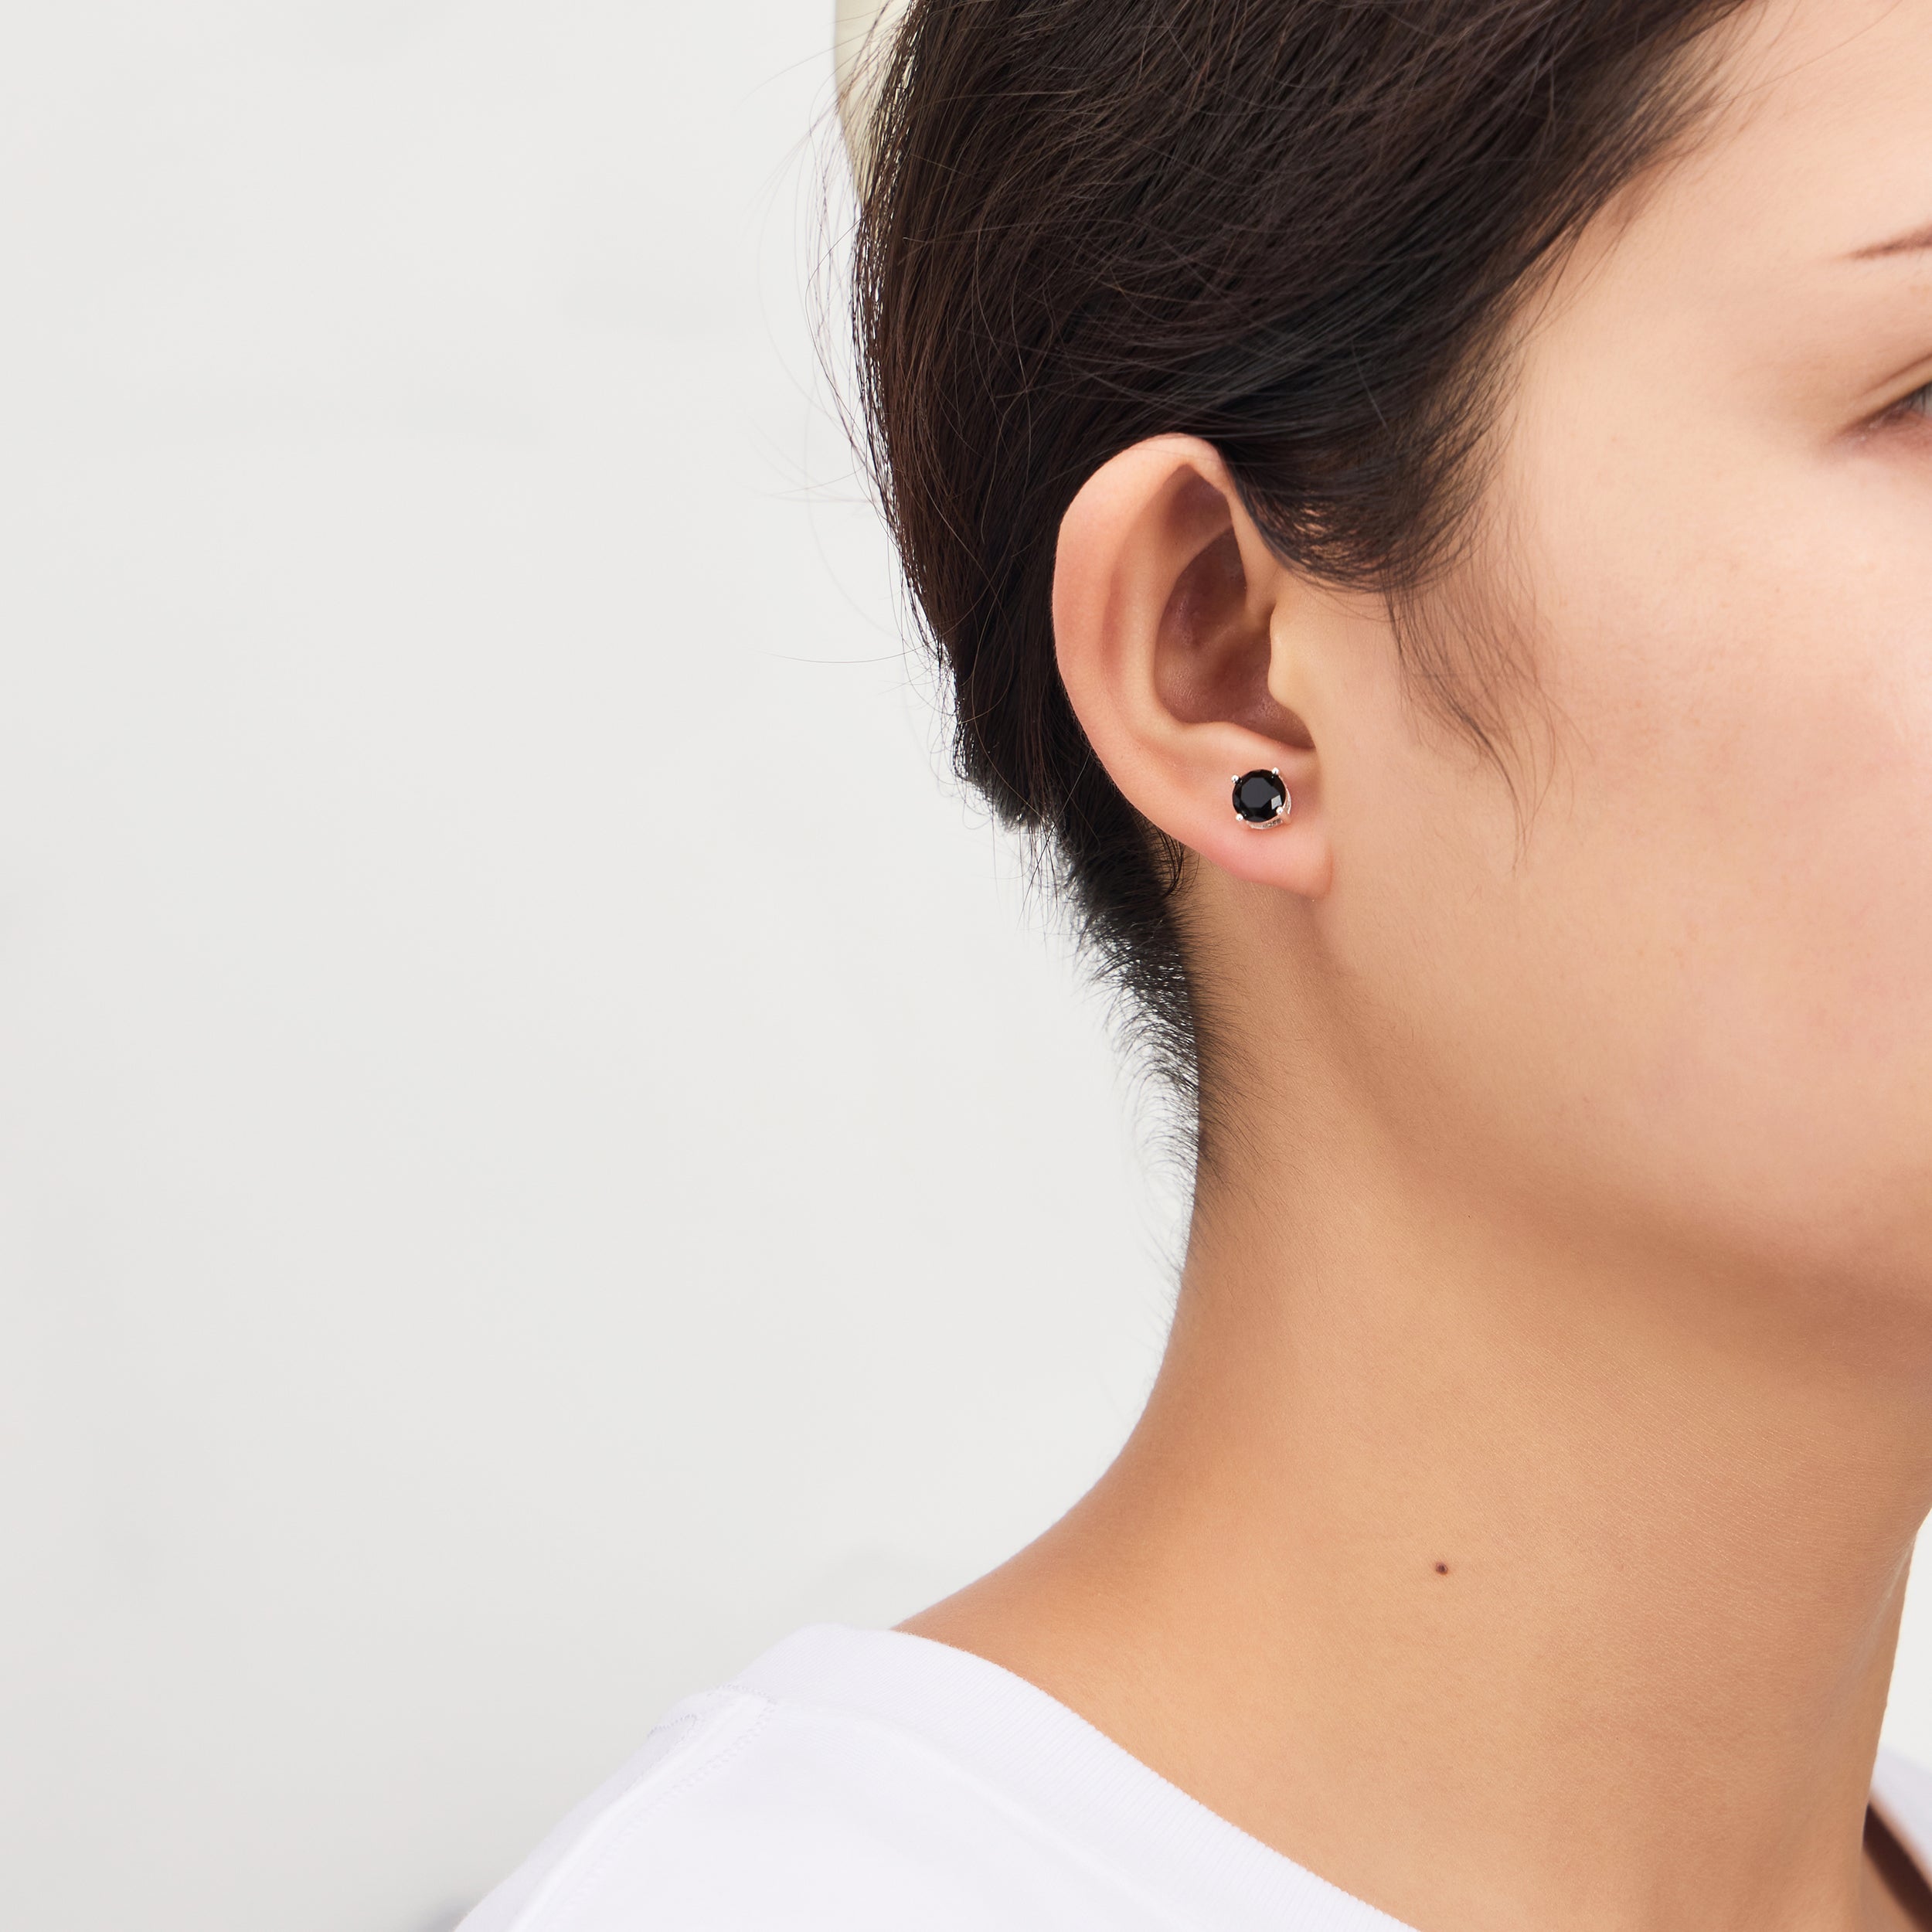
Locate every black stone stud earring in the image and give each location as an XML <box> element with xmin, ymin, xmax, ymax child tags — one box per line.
<box><xmin>1232</xmin><ymin>768</ymin><xmax>1290</xmax><ymax>828</ymax></box>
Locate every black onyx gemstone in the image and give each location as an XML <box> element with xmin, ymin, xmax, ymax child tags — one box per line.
<box><xmin>1232</xmin><ymin>768</ymin><xmax>1287</xmax><ymax>825</ymax></box>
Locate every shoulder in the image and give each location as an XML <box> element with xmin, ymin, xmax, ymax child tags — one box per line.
<box><xmin>455</xmin><ymin>1628</ymin><xmax>1189</xmax><ymax>1932</ymax></box>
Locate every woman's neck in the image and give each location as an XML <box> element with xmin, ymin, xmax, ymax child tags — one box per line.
<box><xmin>905</xmin><ymin>1139</ymin><xmax>1932</xmax><ymax>1932</ymax></box>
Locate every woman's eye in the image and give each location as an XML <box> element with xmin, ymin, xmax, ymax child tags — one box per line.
<box><xmin>1900</xmin><ymin>380</ymin><xmax>1932</xmax><ymax>420</ymax></box>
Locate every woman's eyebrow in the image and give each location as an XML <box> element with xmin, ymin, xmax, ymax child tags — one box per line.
<box><xmin>1847</xmin><ymin>218</ymin><xmax>1932</xmax><ymax>262</ymax></box>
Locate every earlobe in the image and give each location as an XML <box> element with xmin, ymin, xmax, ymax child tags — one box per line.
<box><xmin>1051</xmin><ymin>434</ymin><xmax>1335</xmax><ymax>900</ymax></box>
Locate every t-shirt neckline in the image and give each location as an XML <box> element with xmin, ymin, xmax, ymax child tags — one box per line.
<box><xmin>732</xmin><ymin>1621</ymin><xmax>1932</xmax><ymax>1932</ymax></box>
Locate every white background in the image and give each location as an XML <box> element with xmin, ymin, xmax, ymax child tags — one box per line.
<box><xmin>0</xmin><ymin>7</ymin><xmax>1927</xmax><ymax>1931</ymax></box>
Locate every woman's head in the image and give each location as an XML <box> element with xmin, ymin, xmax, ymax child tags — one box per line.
<box><xmin>849</xmin><ymin>0</ymin><xmax>1932</xmax><ymax>1295</ymax></box>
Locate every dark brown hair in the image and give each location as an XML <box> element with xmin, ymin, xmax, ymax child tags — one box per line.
<box><xmin>847</xmin><ymin>0</ymin><xmax>1750</xmax><ymax>1141</ymax></box>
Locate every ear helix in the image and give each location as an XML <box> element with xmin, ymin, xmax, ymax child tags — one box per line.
<box><xmin>1232</xmin><ymin>768</ymin><xmax>1291</xmax><ymax>828</ymax></box>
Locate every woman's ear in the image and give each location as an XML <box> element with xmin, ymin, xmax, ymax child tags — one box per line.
<box><xmin>1052</xmin><ymin>435</ymin><xmax>1334</xmax><ymax>897</ymax></box>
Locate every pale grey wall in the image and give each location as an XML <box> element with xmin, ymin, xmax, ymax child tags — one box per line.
<box><xmin>0</xmin><ymin>8</ymin><xmax>1925</xmax><ymax>1931</ymax></box>
<box><xmin>0</xmin><ymin>7</ymin><xmax>1176</xmax><ymax>1927</ymax></box>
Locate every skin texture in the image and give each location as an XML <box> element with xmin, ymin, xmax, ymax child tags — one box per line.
<box><xmin>903</xmin><ymin>3</ymin><xmax>1932</xmax><ymax>1929</ymax></box>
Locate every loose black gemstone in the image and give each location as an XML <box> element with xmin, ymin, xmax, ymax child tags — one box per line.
<box><xmin>1233</xmin><ymin>769</ymin><xmax>1287</xmax><ymax>825</ymax></box>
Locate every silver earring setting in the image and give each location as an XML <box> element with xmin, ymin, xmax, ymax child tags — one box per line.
<box><xmin>1232</xmin><ymin>768</ymin><xmax>1290</xmax><ymax>828</ymax></box>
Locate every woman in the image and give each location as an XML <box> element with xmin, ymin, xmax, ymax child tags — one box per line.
<box><xmin>463</xmin><ymin>2</ymin><xmax>1932</xmax><ymax>1926</ymax></box>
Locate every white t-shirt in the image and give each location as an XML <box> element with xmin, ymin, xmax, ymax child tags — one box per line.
<box><xmin>460</xmin><ymin>1622</ymin><xmax>1932</xmax><ymax>1931</ymax></box>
